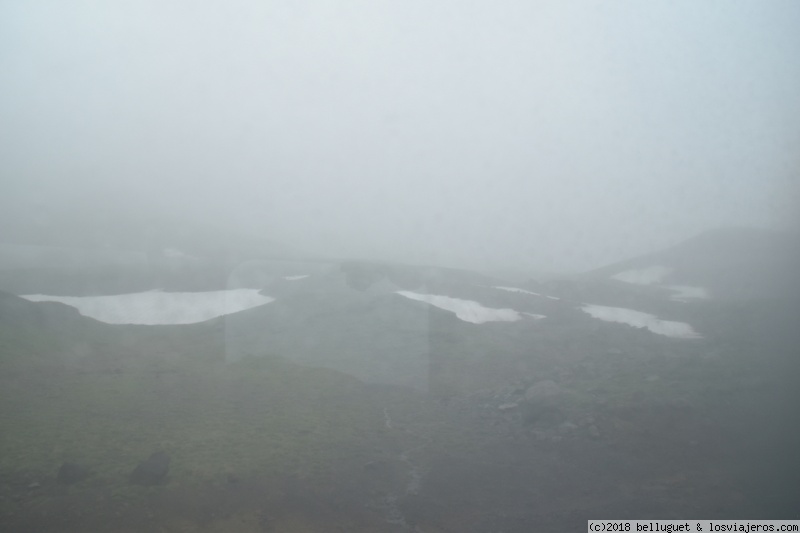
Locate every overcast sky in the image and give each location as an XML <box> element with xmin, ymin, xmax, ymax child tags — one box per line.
<box><xmin>1</xmin><ymin>0</ymin><xmax>798</xmax><ymax>272</ymax></box>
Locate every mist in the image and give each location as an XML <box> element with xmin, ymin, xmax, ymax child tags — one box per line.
<box><xmin>2</xmin><ymin>0</ymin><xmax>799</xmax><ymax>271</ymax></box>
<box><xmin>3</xmin><ymin>3</ymin><xmax>800</xmax><ymax>529</ymax></box>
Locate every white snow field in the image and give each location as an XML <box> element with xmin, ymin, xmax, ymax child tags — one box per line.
<box><xmin>283</xmin><ymin>275</ymin><xmax>309</xmax><ymax>281</ymax></box>
<box><xmin>523</xmin><ymin>312</ymin><xmax>547</xmax><ymax>320</ymax></box>
<box><xmin>667</xmin><ymin>285</ymin><xmax>710</xmax><ymax>302</ymax></box>
<box><xmin>395</xmin><ymin>291</ymin><xmax>522</xmax><ymax>324</ymax></box>
<box><xmin>492</xmin><ymin>286</ymin><xmax>560</xmax><ymax>300</ymax></box>
<box><xmin>581</xmin><ymin>304</ymin><xmax>701</xmax><ymax>339</ymax></box>
<box><xmin>611</xmin><ymin>265</ymin><xmax>672</xmax><ymax>285</ymax></box>
<box><xmin>20</xmin><ymin>289</ymin><xmax>274</xmax><ymax>325</ymax></box>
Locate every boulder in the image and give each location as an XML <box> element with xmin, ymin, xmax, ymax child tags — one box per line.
<box><xmin>521</xmin><ymin>401</ymin><xmax>563</xmax><ymax>428</ymax></box>
<box><xmin>524</xmin><ymin>380</ymin><xmax>563</xmax><ymax>402</ymax></box>
<box><xmin>57</xmin><ymin>462</ymin><xmax>89</xmax><ymax>485</ymax></box>
<box><xmin>521</xmin><ymin>380</ymin><xmax>567</xmax><ymax>428</ymax></box>
<box><xmin>130</xmin><ymin>451</ymin><xmax>170</xmax><ymax>485</ymax></box>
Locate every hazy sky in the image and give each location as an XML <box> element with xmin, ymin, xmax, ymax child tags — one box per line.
<box><xmin>2</xmin><ymin>0</ymin><xmax>798</xmax><ymax>271</ymax></box>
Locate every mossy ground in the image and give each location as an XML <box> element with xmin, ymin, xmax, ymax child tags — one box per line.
<box><xmin>1</xmin><ymin>304</ymin><xmax>797</xmax><ymax>531</ymax></box>
<box><xmin>0</xmin><ymin>320</ymin><xmax>436</xmax><ymax>531</ymax></box>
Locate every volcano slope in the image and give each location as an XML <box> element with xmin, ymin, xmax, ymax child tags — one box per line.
<box><xmin>1</xmin><ymin>228</ymin><xmax>798</xmax><ymax>531</ymax></box>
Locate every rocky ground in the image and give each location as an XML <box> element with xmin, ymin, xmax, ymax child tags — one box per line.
<box><xmin>1</xmin><ymin>285</ymin><xmax>798</xmax><ymax>532</ymax></box>
<box><xmin>2</xmin><ymin>339</ymin><xmax>797</xmax><ymax>532</ymax></box>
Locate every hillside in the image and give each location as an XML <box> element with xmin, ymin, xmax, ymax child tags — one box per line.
<box><xmin>1</xmin><ymin>228</ymin><xmax>799</xmax><ymax>530</ymax></box>
<box><xmin>585</xmin><ymin>227</ymin><xmax>800</xmax><ymax>301</ymax></box>
<box><xmin>0</xmin><ymin>207</ymin><xmax>310</xmax><ymax>295</ymax></box>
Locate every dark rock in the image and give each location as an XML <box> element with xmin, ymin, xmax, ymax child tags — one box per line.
<box><xmin>522</xmin><ymin>402</ymin><xmax>563</xmax><ymax>428</ymax></box>
<box><xmin>524</xmin><ymin>380</ymin><xmax>563</xmax><ymax>402</ymax></box>
<box><xmin>130</xmin><ymin>451</ymin><xmax>170</xmax><ymax>485</ymax></box>
<box><xmin>57</xmin><ymin>462</ymin><xmax>89</xmax><ymax>485</ymax></box>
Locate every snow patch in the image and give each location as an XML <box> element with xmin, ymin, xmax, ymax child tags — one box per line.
<box><xmin>395</xmin><ymin>291</ymin><xmax>522</xmax><ymax>324</ymax></box>
<box><xmin>523</xmin><ymin>312</ymin><xmax>546</xmax><ymax>320</ymax></box>
<box><xmin>611</xmin><ymin>267</ymin><xmax>710</xmax><ymax>303</ymax></box>
<box><xmin>667</xmin><ymin>285</ymin><xmax>709</xmax><ymax>302</ymax></box>
<box><xmin>611</xmin><ymin>266</ymin><xmax>672</xmax><ymax>285</ymax></box>
<box><xmin>283</xmin><ymin>275</ymin><xmax>309</xmax><ymax>281</ymax></box>
<box><xmin>20</xmin><ymin>289</ymin><xmax>274</xmax><ymax>325</ymax></box>
<box><xmin>492</xmin><ymin>286</ymin><xmax>560</xmax><ymax>300</ymax></box>
<box><xmin>581</xmin><ymin>304</ymin><xmax>701</xmax><ymax>339</ymax></box>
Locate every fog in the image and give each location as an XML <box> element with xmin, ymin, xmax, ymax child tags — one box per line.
<box><xmin>3</xmin><ymin>4</ymin><xmax>800</xmax><ymax>528</ymax></box>
<box><xmin>2</xmin><ymin>0</ymin><xmax>798</xmax><ymax>272</ymax></box>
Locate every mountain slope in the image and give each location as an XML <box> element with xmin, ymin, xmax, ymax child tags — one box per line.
<box><xmin>2</xmin><ymin>235</ymin><xmax>799</xmax><ymax>529</ymax></box>
<box><xmin>584</xmin><ymin>227</ymin><xmax>800</xmax><ymax>301</ymax></box>
<box><xmin>0</xmin><ymin>208</ymin><xmax>312</xmax><ymax>295</ymax></box>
